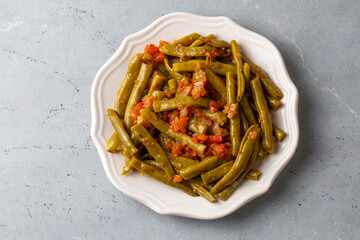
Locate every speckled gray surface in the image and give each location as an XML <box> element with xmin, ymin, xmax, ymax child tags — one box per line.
<box><xmin>1</xmin><ymin>0</ymin><xmax>359</xmax><ymax>239</ymax></box>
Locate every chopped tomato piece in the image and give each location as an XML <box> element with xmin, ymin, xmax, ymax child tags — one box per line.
<box><xmin>169</xmin><ymin>116</ymin><xmax>188</xmax><ymax>133</ymax></box>
<box><xmin>130</xmin><ymin>102</ymin><xmax>145</xmax><ymax>122</ymax></box>
<box><xmin>144</xmin><ymin>44</ymin><xmax>158</xmax><ymax>56</ymax></box>
<box><xmin>173</xmin><ymin>175</ymin><xmax>183</xmax><ymax>182</ymax></box>
<box><xmin>171</xmin><ymin>144</ymin><xmax>183</xmax><ymax>156</ymax></box>
<box><xmin>209</xmin><ymin>101</ymin><xmax>219</xmax><ymax>113</ymax></box>
<box><xmin>154</xmin><ymin>51</ymin><xmax>165</xmax><ymax>63</ymax></box>
<box><xmin>206</xmin><ymin>135</ymin><xmax>223</xmax><ymax>143</ymax></box>
<box><xmin>210</xmin><ymin>143</ymin><xmax>229</xmax><ymax>159</ymax></box>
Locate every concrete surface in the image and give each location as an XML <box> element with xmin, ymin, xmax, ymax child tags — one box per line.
<box><xmin>0</xmin><ymin>0</ymin><xmax>359</xmax><ymax>239</ymax></box>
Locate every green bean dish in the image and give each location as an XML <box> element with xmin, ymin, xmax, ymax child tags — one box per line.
<box><xmin>105</xmin><ymin>33</ymin><xmax>286</xmax><ymax>202</ymax></box>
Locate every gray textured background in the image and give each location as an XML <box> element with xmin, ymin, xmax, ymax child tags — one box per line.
<box><xmin>1</xmin><ymin>0</ymin><xmax>359</xmax><ymax>239</ymax></box>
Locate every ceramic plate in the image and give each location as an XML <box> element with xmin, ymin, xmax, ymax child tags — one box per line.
<box><xmin>91</xmin><ymin>12</ymin><xmax>299</xmax><ymax>220</ymax></box>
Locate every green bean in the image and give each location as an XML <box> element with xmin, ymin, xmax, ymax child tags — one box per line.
<box><xmin>140</xmin><ymin>107</ymin><xmax>207</xmax><ymax>153</ymax></box>
<box><xmin>153</xmin><ymin>96</ymin><xmax>211</xmax><ymax>112</ymax></box>
<box><xmin>187</xmin><ymin>118</ymin><xmax>208</xmax><ymax>134</ymax></box>
<box><xmin>143</xmin><ymin>160</ymin><xmax>214</xmax><ymax>201</ymax></box>
<box><xmin>160</xmin><ymin>44</ymin><xmax>228</xmax><ymax>58</ymax></box>
<box><xmin>107</xmin><ymin>109</ymin><xmax>138</xmax><ymax>156</ymax></box>
<box><xmin>226</xmin><ymin>71</ymin><xmax>241</xmax><ymax>156</ymax></box>
<box><xmin>173</xmin><ymin>33</ymin><xmax>200</xmax><ymax>46</ymax></box>
<box><xmin>151</xmin><ymin>90</ymin><xmax>165</xmax><ymax>100</ymax></box>
<box><xmin>245</xmin><ymin>169</ymin><xmax>261</xmax><ymax>180</ymax></box>
<box><xmin>189</xmin><ymin>34</ymin><xmax>214</xmax><ymax>47</ymax></box>
<box><xmin>105</xmin><ymin>132</ymin><xmax>122</xmax><ymax>153</ymax></box>
<box><xmin>242</xmin><ymin>53</ymin><xmax>283</xmax><ymax>99</ymax></box>
<box><xmin>204</xmin><ymin>66</ymin><xmax>227</xmax><ymax>100</ymax></box>
<box><xmin>250</xmin><ymin>77</ymin><xmax>274</xmax><ymax>153</ymax></box>
<box><xmin>211</xmin><ymin>125</ymin><xmax>260</xmax><ymax>194</ymax></box>
<box><xmin>168</xmin><ymin>79</ymin><xmax>177</xmax><ymax>90</ymax></box>
<box><xmin>124</xmin><ymin>63</ymin><xmax>153</xmax><ymax>131</ymax></box>
<box><xmin>188</xmin><ymin>182</ymin><xmax>216</xmax><ymax>203</ymax></box>
<box><xmin>158</xmin><ymin>132</ymin><xmax>175</xmax><ymax>151</ymax></box>
<box><xmin>199</xmin><ymin>37</ymin><xmax>230</xmax><ymax>48</ymax></box>
<box><xmin>218</xmin><ymin>137</ymin><xmax>260</xmax><ymax>200</ymax></box>
<box><xmin>243</xmin><ymin>63</ymin><xmax>251</xmax><ymax>82</ymax></box>
<box><xmin>148</xmin><ymin>74</ymin><xmax>166</xmax><ymax>96</ymax></box>
<box><xmin>188</xmin><ymin>177</ymin><xmax>213</xmax><ymax>190</ymax></box>
<box><xmin>164</xmin><ymin>57</ymin><xmax>188</xmax><ymax>80</ymax></box>
<box><xmin>200</xmin><ymin>109</ymin><xmax>227</xmax><ymax>125</ymax></box>
<box><xmin>179</xmin><ymin>156</ymin><xmax>222</xmax><ymax>180</ymax></box>
<box><xmin>230</xmin><ymin>40</ymin><xmax>245</xmax><ymax>102</ymax></box>
<box><xmin>131</xmin><ymin>124</ymin><xmax>175</xmax><ymax>179</ymax></box>
<box><xmin>266</xmin><ymin>95</ymin><xmax>283</xmax><ymax>110</ymax></box>
<box><xmin>129</xmin><ymin>157</ymin><xmax>197</xmax><ymax>197</ymax></box>
<box><xmin>143</xmin><ymin>159</ymin><xmax>162</xmax><ymax>168</ymax></box>
<box><xmin>170</xmin><ymin>156</ymin><xmax>198</xmax><ymax>169</ymax></box>
<box><xmin>201</xmin><ymin>161</ymin><xmax>234</xmax><ymax>184</ymax></box>
<box><xmin>258</xmin><ymin>145</ymin><xmax>268</xmax><ymax>159</ymax></box>
<box><xmin>172</xmin><ymin>60</ymin><xmax>236</xmax><ymax>76</ymax></box>
<box><xmin>114</xmin><ymin>53</ymin><xmax>144</xmax><ymax>118</ymax></box>
<box><xmin>239</xmin><ymin>105</ymin><xmax>250</xmax><ymax>135</ymax></box>
<box><xmin>273</xmin><ymin>124</ymin><xmax>286</xmax><ymax>141</ymax></box>
<box><xmin>239</xmin><ymin>96</ymin><xmax>258</xmax><ymax>125</ymax></box>
<box><xmin>121</xmin><ymin>156</ymin><xmax>132</xmax><ymax>175</ymax></box>
<box><xmin>141</xmin><ymin>53</ymin><xmax>170</xmax><ymax>79</ymax></box>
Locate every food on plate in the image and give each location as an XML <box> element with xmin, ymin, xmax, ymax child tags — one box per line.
<box><xmin>105</xmin><ymin>33</ymin><xmax>286</xmax><ymax>202</ymax></box>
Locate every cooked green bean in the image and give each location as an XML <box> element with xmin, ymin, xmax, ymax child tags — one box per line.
<box><xmin>148</xmin><ymin>74</ymin><xmax>166</xmax><ymax>96</ymax></box>
<box><xmin>199</xmin><ymin>37</ymin><xmax>230</xmax><ymax>48</ymax></box>
<box><xmin>273</xmin><ymin>124</ymin><xmax>286</xmax><ymax>141</ymax></box>
<box><xmin>121</xmin><ymin>155</ymin><xmax>132</xmax><ymax>175</ymax></box>
<box><xmin>243</xmin><ymin>63</ymin><xmax>251</xmax><ymax>82</ymax></box>
<box><xmin>180</xmin><ymin>156</ymin><xmax>222</xmax><ymax>180</ymax></box>
<box><xmin>144</xmin><ymin>159</ymin><xmax>214</xmax><ymax>200</ymax></box>
<box><xmin>226</xmin><ymin>71</ymin><xmax>241</xmax><ymax>156</ymax></box>
<box><xmin>140</xmin><ymin>107</ymin><xmax>207</xmax><ymax>153</ymax></box>
<box><xmin>239</xmin><ymin>96</ymin><xmax>258</xmax><ymax>125</ymax></box>
<box><xmin>151</xmin><ymin>90</ymin><xmax>165</xmax><ymax>100</ymax></box>
<box><xmin>164</xmin><ymin>57</ymin><xmax>188</xmax><ymax>80</ymax></box>
<box><xmin>124</xmin><ymin>63</ymin><xmax>153</xmax><ymax>131</ymax></box>
<box><xmin>153</xmin><ymin>96</ymin><xmax>211</xmax><ymax>112</ymax></box>
<box><xmin>107</xmin><ymin>109</ymin><xmax>138</xmax><ymax>156</ymax></box>
<box><xmin>258</xmin><ymin>145</ymin><xmax>268</xmax><ymax>159</ymax></box>
<box><xmin>242</xmin><ymin>53</ymin><xmax>283</xmax><ymax>99</ymax></box>
<box><xmin>245</xmin><ymin>169</ymin><xmax>261</xmax><ymax>180</ymax></box>
<box><xmin>189</xmin><ymin>182</ymin><xmax>216</xmax><ymax>203</ymax></box>
<box><xmin>170</xmin><ymin>156</ymin><xmax>198</xmax><ymax>169</ymax></box>
<box><xmin>187</xmin><ymin>118</ymin><xmax>208</xmax><ymax>134</ymax></box>
<box><xmin>141</xmin><ymin>53</ymin><xmax>170</xmax><ymax>79</ymax></box>
<box><xmin>266</xmin><ymin>95</ymin><xmax>283</xmax><ymax>110</ymax></box>
<box><xmin>131</xmin><ymin>124</ymin><xmax>175</xmax><ymax>179</ymax></box>
<box><xmin>173</xmin><ymin>33</ymin><xmax>200</xmax><ymax>46</ymax></box>
<box><xmin>114</xmin><ymin>53</ymin><xmax>144</xmax><ymax>118</ymax></box>
<box><xmin>238</xmin><ymin>105</ymin><xmax>250</xmax><ymax>134</ymax></box>
<box><xmin>168</xmin><ymin>79</ymin><xmax>177</xmax><ymax>90</ymax></box>
<box><xmin>204</xmin><ymin>66</ymin><xmax>227</xmax><ymax>100</ymax></box>
<box><xmin>189</xmin><ymin>34</ymin><xmax>214</xmax><ymax>47</ymax></box>
<box><xmin>160</xmin><ymin>44</ymin><xmax>228</xmax><ymax>58</ymax></box>
<box><xmin>201</xmin><ymin>161</ymin><xmax>234</xmax><ymax>184</ymax></box>
<box><xmin>106</xmin><ymin>132</ymin><xmax>122</xmax><ymax>153</ymax></box>
<box><xmin>250</xmin><ymin>77</ymin><xmax>274</xmax><ymax>153</ymax></box>
<box><xmin>199</xmin><ymin>109</ymin><xmax>227</xmax><ymax>125</ymax></box>
<box><xmin>172</xmin><ymin>60</ymin><xmax>236</xmax><ymax>76</ymax></box>
<box><xmin>211</xmin><ymin>125</ymin><xmax>260</xmax><ymax>194</ymax></box>
<box><xmin>218</xmin><ymin>138</ymin><xmax>260</xmax><ymax>200</ymax></box>
<box><xmin>230</xmin><ymin>40</ymin><xmax>245</xmax><ymax>102</ymax></box>
<box><xmin>130</xmin><ymin>157</ymin><xmax>197</xmax><ymax>197</ymax></box>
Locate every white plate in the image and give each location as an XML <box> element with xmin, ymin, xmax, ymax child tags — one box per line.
<box><xmin>91</xmin><ymin>12</ymin><xmax>299</xmax><ymax>220</ymax></box>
